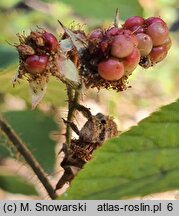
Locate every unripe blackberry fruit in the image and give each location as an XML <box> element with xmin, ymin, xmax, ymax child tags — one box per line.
<box><xmin>129</xmin><ymin>34</ymin><xmax>139</xmax><ymax>47</ymax></box>
<box><xmin>42</xmin><ymin>32</ymin><xmax>59</xmax><ymax>52</ymax></box>
<box><xmin>145</xmin><ymin>17</ymin><xmax>166</xmax><ymax>26</ymax></box>
<box><xmin>163</xmin><ymin>37</ymin><xmax>172</xmax><ymax>51</ymax></box>
<box><xmin>100</xmin><ymin>39</ymin><xmax>110</xmax><ymax>53</ymax></box>
<box><xmin>129</xmin><ymin>25</ymin><xmax>145</xmax><ymax>34</ymax></box>
<box><xmin>136</xmin><ymin>33</ymin><xmax>153</xmax><ymax>56</ymax></box>
<box><xmin>149</xmin><ymin>46</ymin><xmax>168</xmax><ymax>64</ymax></box>
<box><xmin>124</xmin><ymin>16</ymin><xmax>145</xmax><ymax>29</ymax></box>
<box><xmin>123</xmin><ymin>48</ymin><xmax>140</xmax><ymax>75</ymax></box>
<box><xmin>98</xmin><ymin>58</ymin><xmax>124</xmax><ymax>81</ymax></box>
<box><xmin>106</xmin><ymin>27</ymin><xmax>121</xmax><ymax>37</ymax></box>
<box><xmin>24</xmin><ymin>55</ymin><xmax>49</xmax><ymax>74</ymax></box>
<box><xmin>89</xmin><ymin>28</ymin><xmax>103</xmax><ymax>41</ymax></box>
<box><xmin>146</xmin><ymin>22</ymin><xmax>169</xmax><ymax>46</ymax></box>
<box><xmin>111</xmin><ymin>34</ymin><xmax>134</xmax><ymax>58</ymax></box>
<box><xmin>118</xmin><ymin>29</ymin><xmax>138</xmax><ymax>47</ymax></box>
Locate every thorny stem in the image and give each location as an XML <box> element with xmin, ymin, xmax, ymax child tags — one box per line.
<box><xmin>0</xmin><ymin>117</ymin><xmax>57</xmax><ymax>200</ymax></box>
<box><xmin>65</xmin><ymin>83</ymin><xmax>93</xmax><ymax>148</ymax></box>
<box><xmin>75</xmin><ymin>103</ymin><xmax>92</xmax><ymax>119</ymax></box>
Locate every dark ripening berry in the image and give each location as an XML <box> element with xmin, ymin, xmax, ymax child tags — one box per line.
<box><xmin>123</xmin><ymin>48</ymin><xmax>140</xmax><ymax>75</ymax></box>
<box><xmin>163</xmin><ymin>37</ymin><xmax>172</xmax><ymax>51</ymax></box>
<box><xmin>88</xmin><ymin>28</ymin><xmax>103</xmax><ymax>41</ymax></box>
<box><xmin>136</xmin><ymin>33</ymin><xmax>153</xmax><ymax>56</ymax></box>
<box><xmin>98</xmin><ymin>58</ymin><xmax>124</xmax><ymax>81</ymax></box>
<box><xmin>124</xmin><ymin>16</ymin><xmax>145</xmax><ymax>29</ymax></box>
<box><xmin>106</xmin><ymin>27</ymin><xmax>121</xmax><ymax>37</ymax></box>
<box><xmin>130</xmin><ymin>34</ymin><xmax>138</xmax><ymax>47</ymax></box>
<box><xmin>129</xmin><ymin>25</ymin><xmax>145</xmax><ymax>34</ymax></box>
<box><xmin>111</xmin><ymin>34</ymin><xmax>134</xmax><ymax>58</ymax></box>
<box><xmin>24</xmin><ymin>55</ymin><xmax>49</xmax><ymax>74</ymax></box>
<box><xmin>145</xmin><ymin>17</ymin><xmax>166</xmax><ymax>26</ymax></box>
<box><xmin>149</xmin><ymin>46</ymin><xmax>168</xmax><ymax>64</ymax></box>
<box><xmin>42</xmin><ymin>32</ymin><xmax>59</xmax><ymax>52</ymax></box>
<box><xmin>100</xmin><ymin>40</ymin><xmax>109</xmax><ymax>53</ymax></box>
<box><xmin>146</xmin><ymin>22</ymin><xmax>169</xmax><ymax>46</ymax></box>
<box><xmin>118</xmin><ymin>29</ymin><xmax>138</xmax><ymax>47</ymax></box>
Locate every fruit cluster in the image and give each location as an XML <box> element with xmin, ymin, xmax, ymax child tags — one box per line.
<box><xmin>15</xmin><ymin>30</ymin><xmax>60</xmax><ymax>81</ymax></box>
<box><xmin>15</xmin><ymin>16</ymin><xmax>171</xmax><ymax>94</ymax></box>
<box><xmin>80</xmin><ymin>16</ymin><xmax>171</xmax><ymax>91</ymax></box>
<box><xmin>123</xmin><ymin>16</ymin><xmax>171</xmax><ymax>68</ymax></box>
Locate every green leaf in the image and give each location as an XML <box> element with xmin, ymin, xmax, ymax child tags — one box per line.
<box><xmin>3</xmin><ymin>110</ymin><xmax>59</xmax><ymax>173</ymax></box>
<box><xmin>60</xmin><ymin>0</ymin><xmax>143</xmax><ymax>20</ymax></box>
<box><xmin>61</xmin><ymin>99</ymin><xmax>179</xmax><ymax>199</ymax></box>
<box><xmin>0</xmin><ymin>173</ymin><xmax>37</xmax><ymax>195</ymax></box>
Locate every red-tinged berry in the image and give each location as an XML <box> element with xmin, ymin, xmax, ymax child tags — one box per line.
<box><xmin>89</xmin><ymin>28</ymin><xmax>103</xmax><ymax>41</ymax></box>
<box><xmin>111</xmin><ymin>34</ymin><xmax>134</xmax><ymax>58</ymax></box>
<box><xmin>118</xmin><ymin>29</ymin><xmax>133</xmax><ymax>36</ymax></box>
<box><xmin>24</xmin><ymin>55</ymin><xmax>49</xmax><ymax>74</ymax></box>
<box><xmin>136</xmin><ymin>33</ymin><xmax>153</xmax><ymax>56</ymax></box>
<box><xmin>100</xmin><ymin>40</ymin><xmax>109</xmax><ymax>53</ymax></box>
<box><xmin>118</xmin><ymin>29</ymin><xmax>138</xmax><ymax>46</ymax></box>
<box><xmin>106</xmin><ymin>27</ymin><xmax>120</xmax><ymax>37</ymax></box>
<box><xmin>42</xmin><ymin>32</ymin><xmax>59</xmax><ymax>52</ymax></box>
<box><xmin>98</xmin><ymin>58</ymin><xmax>124</xmax><ymax>81</ymax></box>
<box><xmin>145</xmin><ymin>17</ymin><xmax>166</xmax><ymax>26</ymax></box>
<box><xmin>163</xmin><ymin>37</ymin><xmax>172</xmax><ymax>51</ymax></box>
<box><xmin>130</xmin><ymin>34</ymin><xmax>138</xmax><ymax>47</ymax></box>
<box><xmin>123</xmin><ymin>48</ymin><xmax>140</xmax><ymax>75</ymax></box>
<box><xmin>129</xmin><ymin>25</ymin><xmax>145</xmax><ymax>34</ymax></box>
<box><xmin>146</xmin><ymin>22</ymin><xmax>169</xmax><ymax>46</ymax></box>
<box><xmin>149</xmin><ymin>45</ymin><xmax>168</xmax><ymax>64</ymax></box>
<box><xmin>124</xmin><ymin>16</ymin><xmax>145</xmax><ymax>29</ymax></box>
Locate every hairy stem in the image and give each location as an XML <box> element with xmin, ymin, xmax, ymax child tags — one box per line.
<box><xmin>65</xmin><ymin>85</ymin><xmax>81</xmax><ymax>147</ymax></box>
<box><xmin>65</xmin><ymin>86</ymin><xmax>74</xmax><ymax>147</ymax></box>
<box><xmin>0</xmin><ymin>117</ymin><xmax>57</xmax><ymax>200</ymax></box>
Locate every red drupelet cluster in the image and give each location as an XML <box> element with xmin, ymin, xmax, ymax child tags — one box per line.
<box><xmin>88</xmin><ymin>27</ymin><xmax>140</xmax><ymax>79</ymax></box>
<box><xmin>80</xmin><ymin>16</ymin><xmax>171</xmax><ymax>91</ymax></box>
<box><xmin>16</xmin><ymin>31</ymin><xmax>59</xmax><ymax>77</ymax></box>
<box><xmin>15</xmin><ymin>16</ymin><xmax>171</xmax><ymax>93</ymax></box>
<box><xmin>123</xmin><ymin>16</ymin><xmax>171</xmax><ymax>68</ymax></box>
